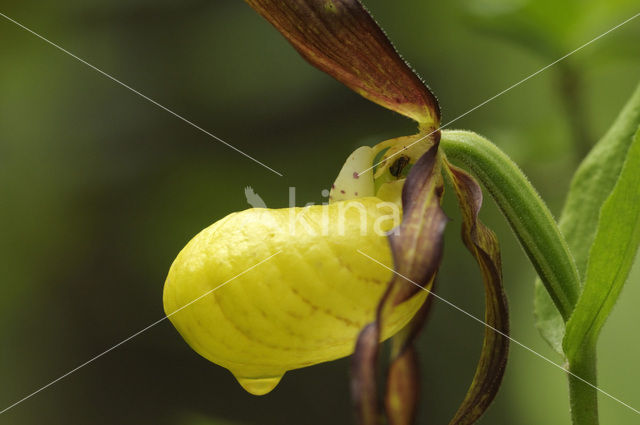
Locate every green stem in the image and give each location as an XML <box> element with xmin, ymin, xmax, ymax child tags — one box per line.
<box><xmin>568</xmin><ymin>345</ymin><xmax>599</xmax><ymax>425</ymax></box>
<box><xmin>440</xmin><ymin>130</ymin><xmax>601</xmax><ymax>424</ymax></box>
<box><xmin>440</xmin><ymin>129</ymin><xmax>580</xmax><ymax>321</ymax></box>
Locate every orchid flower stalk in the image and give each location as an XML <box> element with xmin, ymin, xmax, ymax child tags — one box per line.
<box><xmin>163</xmin><ymin>2</ymin><xmax>640</xmax><ymax>425</ymax></box>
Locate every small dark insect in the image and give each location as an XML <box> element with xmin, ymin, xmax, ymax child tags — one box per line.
<box><xmin>389</xmin><ymin>155</ymin><xmax>410</xmax><ymax>177</ymax></box>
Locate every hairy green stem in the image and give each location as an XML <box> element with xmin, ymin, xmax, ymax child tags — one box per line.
<box><xmin>440</xmin><ymin>129</ymin><xmax>601</xmax><ymax>425</ymax></box>
<box><xmin>440</xmin><ymin>129</ymin><xmax>580</xmax><ymax>321</ymax></box>
<box><xmin>568</xmin><ymin>346</ymin><xmax>599</xmax><ymax>425</ymax></box>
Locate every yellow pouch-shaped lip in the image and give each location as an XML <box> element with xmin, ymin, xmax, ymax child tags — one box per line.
<box><xmin>163</xmin><ymin>198</ymin><xmax>427</xmax><ymax>395</ymax></box>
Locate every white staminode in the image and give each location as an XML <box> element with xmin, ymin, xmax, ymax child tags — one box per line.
<box><xmin>329</xmin><ymin>146</ymin><xmax>375</xmax><ymax>203</ymax></box>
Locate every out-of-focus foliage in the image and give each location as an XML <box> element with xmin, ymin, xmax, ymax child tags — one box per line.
<box><xmin>463</xmin><ymin>0</ymin><xmax>640</xmax><ymax>159</ymax></box>
<box><xmin>462</xmin><ymin>0</ymin><xmax>639</xmax><ymax>59</ymax></box>
<box><xmin>180</xmin><ymin>413</ymin><xmax>246</xmax><ymax>425</ymax></box>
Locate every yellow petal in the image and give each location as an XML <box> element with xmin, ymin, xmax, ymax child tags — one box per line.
<box><xmin>163</xmin><ymin>198</ymin><xmax>426</xmax><ymax>395</ymax></box>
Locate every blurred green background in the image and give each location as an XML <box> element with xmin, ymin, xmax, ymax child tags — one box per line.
<box><xmin>1</xmin><ymin>1</ymin><xmax>639</xmax><ymax>424</ymax></box>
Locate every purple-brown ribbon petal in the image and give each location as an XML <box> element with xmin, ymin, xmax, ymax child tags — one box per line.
<box><xmin>387</xmin><ymin>142</ymin><xmax>447</xmax><ymax>306</ymax></box>
<box><xmin>385</xmin><ymin>346</ymin><xmax>419</xmax><ymax>425</ymax></box>
<box><xmin>443</xmin><ymin>159</ymin><xmax>510</xmax><ymax>425</ymax></box>
<box><xmin>351</xmin><ymin>322</ymin><xmax>383</xmax><ymax>425</ymax></box>
<box><xmin>243</xmin><ymin>0</ymin><xmax>440</xmax><ymax>125</ymax></box>
<box><xmin>385</xmin><ymin>289</ymin><xmax>435</xmax><ymax>425</ymax></box>
<box><xmin>352</xmin><ymin>144</ymin><xmax>447</xmax><ymax>425</ymax></box>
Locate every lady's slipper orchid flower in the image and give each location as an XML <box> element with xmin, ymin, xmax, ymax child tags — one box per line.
<box><xmin>163</xmin><ymin>1</ymin><xmax>510</xmax><ymax>424</ymax></box>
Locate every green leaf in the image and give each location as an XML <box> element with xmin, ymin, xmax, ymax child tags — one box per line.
<box><xmin>534</xmin><ymin>82</ymin><xmax>640</xmax><ymax>353</ymax></box>
<box><xmin>532</xmin><ymin>284</ymin><xmax>565</xmax><ymax>353</ymax></box>
<box><xmin>243</xmin><ymin>0</ymin><xmax>440</xmax><ymax>126</ymax></box>
<box><xmin>443</xmin><ymin>160</ymin><xmax>510</xmax><ymax>425</ymax></box>
<box><xmin>563</xmin><ymin>126</ymin><xmax>640</xmax><ymax>359</ymax></box>
<box><xmin>560</xmin><ymin>84</ymin><xmax>640</xmax><ymax>280</ymax></box>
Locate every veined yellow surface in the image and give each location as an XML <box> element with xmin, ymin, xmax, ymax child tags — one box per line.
<box><xmin>163</xmin><ymin>198</ymin><xmax>427</xmax><ymax>395</ymax></box>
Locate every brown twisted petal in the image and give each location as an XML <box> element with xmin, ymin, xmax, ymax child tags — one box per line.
<box><xmin>352</xmin><ymin>144</ymin><xmax>447</xmax><ymax>425</ymax></box>
<box><xmin>385</xmin><ymin>347</ymin><xmax>419</xmax><ymax>425</ymax></box>
<box><xmin>386</xmin><ymin>142</ymin><xmax>447</xmax><ymax>306</ymax></box>
<box><xmin>351</xmin><ymin>322</ymin><xmax>382</xmax><ymax>425</ymax></box>
<box><xmin>385</xmin><ymin>290</ymin><xmax>435</xmax><ymax>425</ymax></box>
<box><xmin>243</xmin><ymin>0</ymin><xmax>440</xmax><ymax>125</ymax></box>
<box><xmin>443</xmin><ymin>159</ymin><xmax>510</xmax><ymax>425</ymax></box>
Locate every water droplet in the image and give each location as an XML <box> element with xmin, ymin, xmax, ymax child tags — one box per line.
<box><xmin>234</xmin><ymin>374</ymin><xmax>284</xmax><ymax>396</ymax></box>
